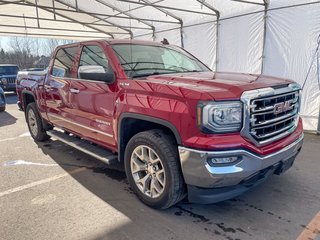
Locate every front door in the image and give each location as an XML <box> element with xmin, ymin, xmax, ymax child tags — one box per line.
<box><xmin>68</xmin><ymin>43</ymin><xmax>117</xmax><ymax>149</ymax></box>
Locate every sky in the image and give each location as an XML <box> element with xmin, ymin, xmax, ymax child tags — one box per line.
<box><xmin>0</xmin><ymin>37</ymin><xmax>16</xmax><ymax>51</ymax></box>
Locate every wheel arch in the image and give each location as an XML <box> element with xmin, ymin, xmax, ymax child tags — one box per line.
<box><xmin>118</xmin><ymin>113</ymin><xmax>182</xmax><ymax>162</ymax></box>
<box><xmin>22</xmin><ymin>90</ymin><xmax>36</xmax><ymax>111</ymax></box>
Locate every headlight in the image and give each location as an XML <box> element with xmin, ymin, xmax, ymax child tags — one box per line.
<box><xmin>1</xmin><ymin>78</ymin><xmax>7</xmax><ymax>84</ymax></box>
<box><xmin>197</xmin><ymin>101</ymin><xmax>243</xmax><ymax>133</ymax></box>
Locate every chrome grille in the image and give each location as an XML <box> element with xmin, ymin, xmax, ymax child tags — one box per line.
<box><xmin>250</xmin><ymin>91</ymin><xmax>299</xmax><ymax>143</ymax></box>
<box><xmin>241</xmin><ymin>83</ymin><xmax>301</xmax><ymax>146</ymax></box>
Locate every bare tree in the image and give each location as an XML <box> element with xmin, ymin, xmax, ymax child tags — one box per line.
<box><xmin>6</xmin><ymin>37</ymin><xmax>38</xmax><ymax>69</ymax></box>
<box><xmin>0</xmin><ymin>36</ymin><xmax>75</xmax><ymax>69</ymax></box>
<box><xmin>44</xmin><ymin>39</ymin><xmax>74</xmax><ymax>56</ymax></box>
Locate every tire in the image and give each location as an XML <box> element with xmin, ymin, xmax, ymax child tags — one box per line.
<box><xmin>124</xmin><ymin>130</ymin><xmax>185</xmax><ymax>209</ymax></box>
<box><xmin>0</xmin><ymin>106</ymin><xmax>5</xmax><ymax>112</ymax></box>
<box><xmin>26</xmin><ymin>102</ymin><xmax>50</xmax><ymax>142</ymax></box>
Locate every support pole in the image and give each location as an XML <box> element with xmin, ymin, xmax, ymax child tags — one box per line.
<box><xmin>180</xmin><ymin>20</ymin><xmax>184</xmax><ymax>48</ymax></box>
<box><xmin>215</xmin><ymin>19</ymin><xmax>219</xmax><ymax>71</ymax></box>
<box><xmin>261</xmin><ymin>0</ymin><xmax>269</xmax><ymax>74</ymax></box>
<box><xmin>52</xmin><ymin>0</ymin><xmax>56</xmax><ymax>20</ymax></box>
<box><xmin>35</xmin><ymin>0</ymin><xmax>40</xmax><ymax>28</ymax></box>
<box><xmin>75</xmin><ymin>0</ymin><xmax>78</xmax><ymax>12</ymax></box>
<box><xmin>195</xmin><ymin>0</ymin><xmax>220</xmax><ymax>71</ymax></box>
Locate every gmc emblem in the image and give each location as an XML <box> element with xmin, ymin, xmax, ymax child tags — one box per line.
<box><xmin>274</xmin><ymin>100</ymin><xmax>294</xmax><ymax>114</ymax></box>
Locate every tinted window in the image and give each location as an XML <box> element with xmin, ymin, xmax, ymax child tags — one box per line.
<box><xmin>0</xmin><ymin>66</ymin><xmax>19</xmax><ymax>75</ymax></box>
<box><xmin>78</xmin><ymin>45</ymin><xmax>111</xmax><ymax>79</ymax></box>
<box><xmin>52</xmin><ymin>47</ymin><xmax>78</xmax><ymax>78</ymax></box>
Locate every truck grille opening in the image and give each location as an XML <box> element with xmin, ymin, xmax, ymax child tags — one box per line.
<box><xmin>249</xmin><ymin>90</ymin><xmax>299</xmax><ymax>144</ymax></box>
<box><xmin>6</xmin><ymin>77</ymin><xmax>16</xmax><ymax>84</ymax></box>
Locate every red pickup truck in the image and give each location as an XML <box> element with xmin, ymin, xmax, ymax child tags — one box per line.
<box><xmin>17</xmin><ymin>39</ymin><xmax>304</xmax><ymax>209</ymax></box>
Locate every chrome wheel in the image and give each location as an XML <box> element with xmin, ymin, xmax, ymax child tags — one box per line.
<box><xmin>130</xmin><ymin>145</ymin><xmax>166</xmax><ymax>198</ymax></box>
<box><xmin>28</xmin><ymin>109</ymin><xmax>38</xmax><ymax>137</ymax></box>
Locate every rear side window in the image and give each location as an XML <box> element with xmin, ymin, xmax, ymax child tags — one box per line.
<box><xmin>52</xmin><ymin>47</ymin><xmax>78</xmax><ymax>78</ymax></box>
<box><xmin>78</xmin><ymin>45</ymin><xmax>112</xmax><ymax>79</ymax></box>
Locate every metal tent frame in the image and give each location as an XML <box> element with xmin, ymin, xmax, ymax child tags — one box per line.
<box><xmin>0</xmin><ymin>0</ymin><xmax>265</xmax><ymax>58</ymax></box>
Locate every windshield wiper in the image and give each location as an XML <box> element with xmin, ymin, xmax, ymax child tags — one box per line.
<box><xmin>121</xmin><ymin>61</ymin><xmax>195</xmax><ymax>72</ymax></box>
<box><xmin>132</xmin><ymin>69</ymin><xmax>182</xmax><ymax>78</ymax></box>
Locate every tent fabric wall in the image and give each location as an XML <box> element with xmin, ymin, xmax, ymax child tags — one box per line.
<box><xmin>217</xmin><ymin>12</ymin><xmax>264</xmax><ymax>74</ymax></box>
<box><xmin>183</xmin><ymin>22</ymin><xmax>216</xmax><ymax>70</ymax></box>
<box><xmin>263</xmin><ymin>2</ymin><xmax>320</xmax><ymax>131</ymax></box>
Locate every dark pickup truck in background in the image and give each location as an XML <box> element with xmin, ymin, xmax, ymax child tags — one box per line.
<box><xmin>0</xmin><ymin>64</ymin><xmax>19</xmax><ymax>92</ymax></box>
<box><xmin>16</xmin><ymin>39</ymin><xmax>304</xmax><ymax>209</ymax></box>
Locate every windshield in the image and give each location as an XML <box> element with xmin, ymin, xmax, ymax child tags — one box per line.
<box><xmin>0</xmin><ymin>66</ymin><xmax>19</xmax><ymax>75</ymax></box>
<box><xmin>111</xmin><ymin>44</ymin><xmax>210</xmax><ymax>78</ymax></box>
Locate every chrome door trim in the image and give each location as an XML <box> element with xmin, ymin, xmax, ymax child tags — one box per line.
<box><xmin>48</xmin><ymin>113</ymin><xmax>114</xmax><ymax>138</ymax></box>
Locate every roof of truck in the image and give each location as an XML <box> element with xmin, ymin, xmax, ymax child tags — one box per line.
<box><xmin>56</xmin><ymin>39</ymin><xmax>166</xmax><ymax>49</ymax></box>
<box><xmin>105</xmin><ymin>39</ymin><xmax>163</xmax><ymax>46</ymax></box>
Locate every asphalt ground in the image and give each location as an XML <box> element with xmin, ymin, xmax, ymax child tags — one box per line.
<box><xmin>0</xmin><ymin>93</ymin><xmax>319</xmax><ymax>240</ymax></box>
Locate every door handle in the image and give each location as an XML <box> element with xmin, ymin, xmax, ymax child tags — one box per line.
<box><xmin>70</xmin><ymin>88</ymin><xmax>80</xmax><ymax>94</ymax></box>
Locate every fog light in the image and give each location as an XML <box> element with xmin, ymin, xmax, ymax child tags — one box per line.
<box><xmin>207</xmin><ymin>156</ymin><xmax>241</xmax><ymax>166</ymax></box>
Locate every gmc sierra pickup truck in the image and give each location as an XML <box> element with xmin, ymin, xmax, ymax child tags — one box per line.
<box><xmin>17</xmin><ymin>39</ymin><xmax>304</xmax><ymax>209</ymax></box>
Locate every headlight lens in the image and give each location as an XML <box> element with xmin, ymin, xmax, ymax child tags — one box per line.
<box><xmin>1</xmin><ymin>78</ymin><xmax>7</xmax><ymax>84</ymax></box>
<box><xmin>198</xmin><ymin>101</ymin><xmax>243</xmax><ymax>133</ymax></box>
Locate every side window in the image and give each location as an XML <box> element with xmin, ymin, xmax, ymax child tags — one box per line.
<box><xmin>52</xmin><ymin>47</ymin><xmax>78</xmax><ymax>78</ymax></box>
<box><xmin>78</xmin><ymin>45</ymin><xmax>111</xmax><ymax>79</ymax></box>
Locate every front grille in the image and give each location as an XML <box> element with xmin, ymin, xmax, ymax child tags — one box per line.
<box><xmin>6</xmin><ymin>77</ymin><xmax>16</xmax><ymax>84</ymax></box>
<box><xmin>249</xmin><ymin>90</ymin><xmax>299</xmax><ymax>144</ymax></box>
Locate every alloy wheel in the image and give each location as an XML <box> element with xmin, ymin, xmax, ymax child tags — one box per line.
<box><xmin>130</xmin><ymin>145</ymin><xmax>166</xmax><ymax>198</ymax></box>
<box><xmin>28</xmin><ymin>109</ymin><xmax>38</xmax><ymax>137</ymax></box>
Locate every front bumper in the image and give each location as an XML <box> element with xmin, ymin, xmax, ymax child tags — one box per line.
<box><xmin>0</xmin><ymin>83</ymin><xmax>16</xmax><ymax>91</ymax></box>
<box><xmin>178</xmin><ymin>134</ymin><xmax>304</xmax><ymax>203</ymax></box>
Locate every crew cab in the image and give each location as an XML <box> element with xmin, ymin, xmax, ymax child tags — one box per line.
<box><xmin>0</xmin><ymin>64</ymin><xmax>19</xmax><ymax>92</ymax></box>
<box><xmin>17</xmin><ymin>39</ymin><xmax>304</xmax><ymax>209</ymax></box>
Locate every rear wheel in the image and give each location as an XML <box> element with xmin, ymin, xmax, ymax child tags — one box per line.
<box><xmin>26</xmin><ymin>103</ymin><xmax>50</xmax><ymax>142</ymax></box>
<box><xmin>0</xmin><ymin>106</ymin><xmax>5</xmax><ymax>112</ymax></box>
<box><xmin>124</xmin><ymin>130</ymin><xmax>185</xmax><ymax>209</ymax></box>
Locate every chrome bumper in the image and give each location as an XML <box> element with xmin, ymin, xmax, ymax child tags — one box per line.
<box><xmin>178</xmin><ymin>134</ymin><xmax>304</xmax><ymax>188</ymax></box>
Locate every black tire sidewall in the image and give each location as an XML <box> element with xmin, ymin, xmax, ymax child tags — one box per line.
<box><xmin>0</xmin><ymin>106</ymin><xmax>5</xmax><ymax>112</ymax></box>
<box><xmin>124</xmin><ymin>132</ymin><xmax>179</xmax><ymax>209</ymax></box>
<box><xmin>26</xmin><ymin>103</ymin><xmax>47</xmax><ymax>141</ymax></box>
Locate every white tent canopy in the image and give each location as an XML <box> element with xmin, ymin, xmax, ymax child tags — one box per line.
<box><xmin>0</xmin><ymin>0</ymin><xmax>319</xmax><ymax>132</ymax></box>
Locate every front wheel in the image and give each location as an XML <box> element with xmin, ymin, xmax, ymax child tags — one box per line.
<box><xmin>0</xmin><ymin>106</ymin><xmax>5</xmax><ymax>112</ymax></box>
<box><xmin>124</xmin><ymin>130</ymin><xmax>185</xmax><ymax>209</ymax></box>
<box><xmin>26</xmin><ymin>103</ymin><xmax>50</xmax><ymax>142</ymax></box>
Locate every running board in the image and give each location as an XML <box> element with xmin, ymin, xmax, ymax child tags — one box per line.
<box><xmin>47</xmin><ymin>130</ymin><xmax>118</xmax><ymax>165</ymax></box>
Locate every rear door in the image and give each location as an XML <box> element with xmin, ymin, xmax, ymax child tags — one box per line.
<box><xmin>44</xmin><ymin>45</ymin><xmax>79</xmax><ymax>130</ymax></box>
<box><xmin>68</xmin><ymin>43</ymin><xmax>117</xmax><ymax>149</ymax></box>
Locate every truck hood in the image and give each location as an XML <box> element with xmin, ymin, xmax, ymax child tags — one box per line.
<box><xmin>141</xmin><ymin>71</ymin><xmax>294</xmax><ymax>100</ymax></box>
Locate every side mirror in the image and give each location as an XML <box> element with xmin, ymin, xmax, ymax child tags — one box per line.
<box><xmin>78</xmin><ymin>65</ymin><xmax>115</xmax><ymax>83</ymax></box>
